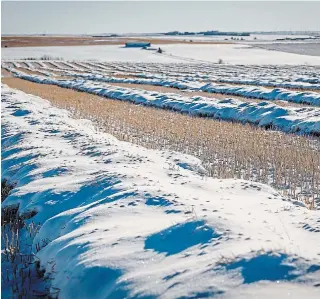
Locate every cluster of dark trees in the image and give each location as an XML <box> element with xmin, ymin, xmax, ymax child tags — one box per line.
<box><xmin>164</xmin><ymin>31</ymin><xmax>250</xmax><ymax>37</ymax></box>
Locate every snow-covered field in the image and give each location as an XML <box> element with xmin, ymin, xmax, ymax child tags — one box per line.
<box><xmin>254</xmin><ymin>43</ymin><xmax>320</xmax><ymax>57</ymax></box>
<box><xmin>2</xmin><ymin>42</ymin><xmax>320</xmax><ymax>298</ymax></box>
<box><xmin>2</xmin><ymin>43</ymin><xmax>320</xmax><ymax>65</ymax></box>
<box><xmin>2</xmin><ymin>85</ymin><xmax>320</xmax><ymax>298</ymax></box>
<box><xmin>4</xmin><ymin>68</ymin><xmax>320</xmax><ymax>135</ymax></box>
<box><xmin>2</xmin><ymin>61</ymin><xmax>320</xmax><ymax>135</ymax></box>
<box><xmin>161</xmin><ymin>44</ymin><xmax>320</xmax><ymax>65</ymax></box>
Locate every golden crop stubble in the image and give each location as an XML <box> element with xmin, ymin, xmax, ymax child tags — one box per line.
<box><xmin>3</xmin><ymin>77</ymin><xmax>319</xmax><ymax>207</ymax></box>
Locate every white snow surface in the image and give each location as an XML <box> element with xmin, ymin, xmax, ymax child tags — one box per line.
<box><xmin>2</xmin><ymin>85</ymin><xmax>320</xmax><ymax>298</ymax></box>
<box><xmin>2</xmin><ymin>44</ymin><xmax>320</xmax><ymax>65</ymax></box>
<box><xmin>253</xmin><ymin>43</ymin><xmax>320</xmax><ymax>57</ymax></box>
<box><xmin>161</xmin><ymin>44</ymin><xmax>320</xmax><ymax>65</ymax></box>
<box><xmin>6</xmin><ymin>70</ymin><xmax>320</xmax><ymax>135</ymax></box>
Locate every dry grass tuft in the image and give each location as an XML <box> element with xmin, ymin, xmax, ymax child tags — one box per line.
<box><xmin>1</xmin><ymin>179</ymin><xmax>15</xmax><ymax>203</ymax></box>
<box><xmin>1</xmin><ymin>215</ymin><xmax>54</xmax><ymax>298</ymax></box>
<box><xmin>1</xmin><ymin>179</ymin><xmax>55</xmax><ymax>298</ymax></box>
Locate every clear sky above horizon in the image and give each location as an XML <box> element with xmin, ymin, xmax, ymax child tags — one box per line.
<box><xmin>2</xmin><ymin>1</ymin><xmax>320</xmax><ymax>35</ymax></box>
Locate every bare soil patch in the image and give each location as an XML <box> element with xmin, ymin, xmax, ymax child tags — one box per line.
<box><xmin>1</xmin><ymin>68</ymin><xmax>12</xmax><ymax>78</ymax></box>
<box><xmin>2</xmin><ymin>36</ymin><xmax>231</xmax><ymax>48</ymax></box>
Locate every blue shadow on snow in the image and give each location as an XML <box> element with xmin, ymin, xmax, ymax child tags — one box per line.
<box><xmin>224</xmin><ymin>252</ymin><xmax>320</xmax><ymax>284</ymax></box>
<box><xmin>12</xmin><ymin>110</ymin><xmax>31</xmax><ymax>117</ymax></box>
<box><xmin>144</xmin><ymin>220</ymin><xmax>219</xmax><ymax>256</ymax></box>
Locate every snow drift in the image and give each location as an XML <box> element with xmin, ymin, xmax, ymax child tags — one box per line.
<box><xmin>1</xmin><ymin>85</ymin><xmax>320</xmax><ymax>298</ymax></box>
<box><xmin>66</xmin><ymin>74</ymin><xmax>320</xmax><ymax>106</ymax></box>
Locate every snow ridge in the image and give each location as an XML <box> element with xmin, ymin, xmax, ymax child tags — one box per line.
<box><xmin>67</xmin><ymin>74</ymin><xmax>320</xmax><ymax>106</ymax></box>
<box><xmin>2</xmin><ymin>85</ymin><xmax>320</xmax><ymax>299</ymax></box>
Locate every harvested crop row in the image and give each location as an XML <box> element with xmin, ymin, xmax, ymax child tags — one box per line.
<box><xmin>78</xmin><ymin>62</ymin><xmax>320</xmax><ymax>89</ymax></box>
<box><xmin>14</xmin><ymin>67</ymin><xmax>47</xmax><ymax>77</ymax></box>
<box><xmin>107</xmin><ymin>82</ymin><xmax>306</xmax><ymax>107</ymax></box>
<box><xmin>94</xmin><ymin>71</ymin><xmax>309</xmax><ymax>93</ymax></box>
<box><xmin>43</xmin><ymin>61</ymin><xmax>61</xmax><ymax>69</ymax></box>
<box><xmin>103</xmin><ymin>69</ymin><xmax>320</xmax><ymax>92</ymax></box>
<box><xmin>3</xmin><ymin>77</ymin><xmax>319</xmax><ymax>207</ymax></box>
<box><xmin>213</xmin><ymin>78</ymin><xmax>320</xmax><ymax>92</ymax></box>
<box><xmin>77</xmin><ymin>75</ymin><xmax>320</xmax><ymax>106</ymax></box>
<box><xmin>10</xmin><ymin>60</ymin><xmax>320</xmax><ymax>94</ymax></box>
<box><xmin>35</xmin><ymin>65</ymin><xmax>318</xmax><ymax>106</ymax></box>
<box><xmin>8</xmin><ymin>64</ymin><xmax>301</xmax><ymax>107</ymax></box>
<box><xmin>7</xmin><ymin>68</ymin><xmax>320</xmax><ymax>135</ymax></box>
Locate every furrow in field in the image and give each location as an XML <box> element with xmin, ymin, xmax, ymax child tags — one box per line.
<box><xmin>18</xmin><ymin>62</ymin><xmax>29</xmax><ymax>68</ymax></box>
<box><xmin>14</xmin><ymin>67</ymin><xmax>48</xmax><ymax>77</ymax></box>
<box><xmin>52</xmin><ymin>61</ymin><xmax>74</xmax><ymax>70</ymax></box>
<box><xmin>72</xmin><ymin>62</ymin><xmax>92</xmax><ymax>70</ymax></box>
<box><xmin>42</xmin><ymin>61</ymin><xmax>59</xmax><ymax>69</ymax></box>
<box><xmin>28</xmin><ymin>61</ymin><xmax>42</xmax><ymax>68</ymax></box>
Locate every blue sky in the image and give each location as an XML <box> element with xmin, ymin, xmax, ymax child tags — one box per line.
<box><xmin>2</xmin><ymin>1</ymin><xmax>320</xmax><ymax>34</ymax></box>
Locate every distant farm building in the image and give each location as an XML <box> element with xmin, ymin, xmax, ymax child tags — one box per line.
<box><xmin>125</xmin><ymin>42</ymin><xmax>151</xmax><ymax>48</ymax></box>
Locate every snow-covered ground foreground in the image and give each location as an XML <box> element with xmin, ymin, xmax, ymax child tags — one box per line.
<box><xmin>3</xmin><ymin>44</ymin><xmax>320</xmax><ymax>65</ymax></box>
<box><xmin>2</xmin><ymin>85</ymin><xmax>320</xmax><ymax>298</ymax></box>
